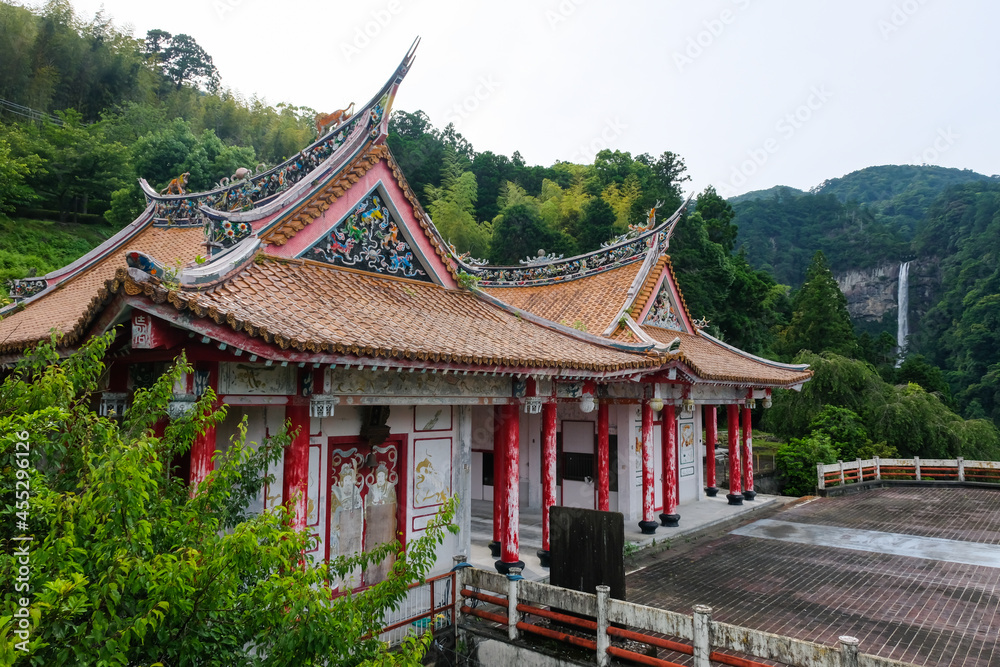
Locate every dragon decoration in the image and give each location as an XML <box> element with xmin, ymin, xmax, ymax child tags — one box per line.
<box><xmin>151</xmin><ymin>116</ymin><xmax>360</xmax><ymax>226</ymax></box>
<box><xmin>7</xmin><ymin>277</ymin><xmax>48</xmax><ymax>301</ymax></box>
<box><xmin>300</xmin><ymin>192</ymin><xmax>429</xmax><ymax>282</ymax></box>
<box><xmin>149</xmin><ymin>93</ymin><xmax>391</xmax><ymax>229</ymax></box>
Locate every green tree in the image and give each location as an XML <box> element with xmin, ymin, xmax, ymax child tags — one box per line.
<box><xmin>775</xmin><ymin>433</ymin><xmax>839</xmax><ymax>496</ymax></box>
<box><xmin>144</xmin><ymin>30</ymin><xmax>220</xmax><ymax>92</ymax></box>
<box><xmin>575</xmin><ymin>196</ymin><xmax>617</xmax><ymax>252</ymax></box>
<box><xmin>489</xmin><ymin>201</ymin><xmax>574</xmax><ymax>265</ymax></box>
<box><xmin>425</xmin><ymin>149</ymin><xmax>489</xmax><ymax>257</ymax></box>
<box><xmin>764</xmin><ymin>352</ymin><xmax>1000</xmax><ymax>460</ymax></box>
<box><xmin>0</xmin><ymin>334</ymin><xmax>456</xmax><ymax>665</ymax></box>
<box><xmin>0</xmin><ymin>136</ymin><xmax>37</xmax><ymax>214</ymax></box>
<box><xmin>807</xmin><ymin>405</ymin><xmax>871</xmax><ymax>461</ymax></box>
<box><xmin>778</xmin><ymin>251</ymin><xmax>857</xmax><ymax>358</ymax></box>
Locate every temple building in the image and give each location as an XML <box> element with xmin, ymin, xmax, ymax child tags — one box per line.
<box><xmin>0</xmin><ymin>43</ymin><xmax>810</xmax><ymax>581</ymax></box>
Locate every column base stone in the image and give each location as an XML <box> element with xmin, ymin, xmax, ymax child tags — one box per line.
<box><xmin>727</xmin><ymin>493</ymin><xmax>744</xmax><ymax>506</ymax></box>
<box><xmin>743</xmin><ymin>489</ymin><xmax>757</xmax><ymax>501</ymax></box>
<box><xmin>488</xmin><ymin>541</ymin><xmax>501</xmax><ymax>558</ymax></box>
<box><xmin>495</xmin><ymin>559</ymin><xmax>526</xmax><ymax>574</ymax></box>
<box><xmin>659</xmin><ymin>512</ymin><xmax>680</xmax><ymax>527</ymax></box>
<box><xmin>705</xmin><ymin>486</ymin><xmax>719</xmax><ymax>497</ymax></box>
<box><xmin>638</xmin><ymin>520</ymin><xmax>659</xmax><ymax>534</ymax></box>
<box><xmin>537</xmin><ymin>549</ymin><xmax>550</xmax><ymax>568</ymax></box>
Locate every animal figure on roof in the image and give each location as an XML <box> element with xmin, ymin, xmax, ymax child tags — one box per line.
<box><xmin>231</xmin><ymin>167</ymin><xmax>252</xmax><ymax>181</ymax></box>
<box><xmin>160</xmin><ymin>172</ymin><xmax>190</xmax><ymax>196</ymax></box>
<box><xmin>315</xmin><ymin>102</ymin><xmax>355</xmax><ymax>136</ymax></box>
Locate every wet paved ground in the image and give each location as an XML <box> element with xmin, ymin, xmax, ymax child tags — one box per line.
<box><xmin>625</xmin><ymin>487</ymin><xmax>1000</xmax><ymax>667</ymax></box>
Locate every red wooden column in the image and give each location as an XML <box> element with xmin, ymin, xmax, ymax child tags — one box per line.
<box><xmin>639</xmin><ymin>401</ymin><xmax>658</xmax><ymax>534</ymax></box>
<box><xmin>726</xmin><ymin>404</ymin><xmax>744</xmax><ymax>505</ymax></box>
<box><xmin>741</xmin><ymin>404</ymin><xmax>756</xmax><ymax>500</ymax></box>
<box><xmin>496</xmin><ymin>403</ymin><xmax>525</xmax><ymax>573</ymax></box>
<box><xmin>597</xmin><ymin>401</ymin><xmax>610</xmax><ymax>512</ymax></box>
<box><xmin>283</xmin><ymin>400</ymin><xmax>310</xmax><ymax>531</ymax></box>
<box><xmin>538</xmin><ymin>401</ymin><xmax>558</xmax><ymax>567</ymax></box>
<box><xmin>659</xmin><ymin>404</ymin><xmax>680</xmax><ymax>526</ymax></box>
<box><xmin>490</xmin><ymin>405</ymin><xmax>505</xmax><ymax>558</ymax></box>
<box><xmin>704</xmin><ymin>405</ymin><xmax>719</xmax><ymax>497</ymax></box>
<box><xmin>189</xmin><ymin>362</ymin><xmax>218</xmax><ymax>497</ymax></box>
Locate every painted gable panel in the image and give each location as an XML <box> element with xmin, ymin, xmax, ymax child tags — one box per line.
<box><xmin>641</xmin><ymin>272</ymin><xmax>691</xmax><ymax>334</ymax></box>
<box><xmin>298</xmin><ymin>189</ymin><xmax>433</xmax><ymax>282</ymax></box>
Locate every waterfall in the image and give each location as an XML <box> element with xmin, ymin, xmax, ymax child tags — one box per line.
<box><xmin>896</xmin><ymin>261</ymin><xmax>911</xmax><ymax>367</ymax></box>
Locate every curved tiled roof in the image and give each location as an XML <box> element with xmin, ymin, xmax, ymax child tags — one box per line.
<box><xmin>122</xmin><ymin>257</ymin><xmax>662</xmax><ymax>373</ymax></box>
<box><xmin>480</xmin><ymin>260</ymin><xmax>646</xmax><ymax>335</ymax></box>
<box><xmin>0</xmin><ymin>225</ymin><xmax>206</xmax><ymax>353</ymax></box>
<box><xmin>642</xmin><ymin>326</ymin><xmax>812</xmax><ymax>386</ymax></box>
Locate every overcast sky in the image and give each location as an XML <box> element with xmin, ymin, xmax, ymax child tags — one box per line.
<box><xmin>55</xmin><ymin>0</ymin><xmax>1000</xmax><ymax>198</ymax></box>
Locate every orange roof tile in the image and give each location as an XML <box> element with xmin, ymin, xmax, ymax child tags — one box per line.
<box><xmin>126</xmin><ymin>257</ymin><xmax>662</xmax><ymax>373</ymax></box>
<box><xmin>643</xmin><ymin>326</ymin><xmax>812</xmax><ymax>386</ymax></box>
<box><xmin>480</xmin><ymin>261</ymin><xmax>645</xmax><ymax>335</ymax></box>
<box><xmin>0</xmin><ymin>225</ymin><xmax>205</xmax><ymax>353</ymax></box>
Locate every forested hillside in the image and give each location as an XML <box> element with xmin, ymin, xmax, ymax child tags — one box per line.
<box><xmin>912</xmin><ymin>181</ymin><xmax>1000</xmax><ymax>424</ymax></box>
<box><xmin>731</xmin><ymin>166</ymin><xmax>996</xmax><ymax>286</ymax></box>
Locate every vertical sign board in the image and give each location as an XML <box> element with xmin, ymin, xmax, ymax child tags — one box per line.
<box><xmin>549</xmin><ymin>506</ymin><xmax>626</xmax><ymax>600</ymax></box>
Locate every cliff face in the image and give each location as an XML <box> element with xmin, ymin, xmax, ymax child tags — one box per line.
<box><xmin>836</xmin><ymin>263</ymin><xmax>900</xmax><ymax>324</ymax></box>
<box><xmin>834</xmin><ymin>258</ymin><xmax>942</xmax><ymax>339</ymax></box>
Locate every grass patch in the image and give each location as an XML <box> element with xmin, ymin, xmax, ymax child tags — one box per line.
<box><xmin>0</xmin><ymin>214</ymin><xmax>117</xmax><ymax>289</ymax></box>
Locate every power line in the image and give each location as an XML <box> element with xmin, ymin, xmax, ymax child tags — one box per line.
<box><xmin>0</xmin><ymin>98</ymin><xmax>66</xmax><ymax>125</ymax></box>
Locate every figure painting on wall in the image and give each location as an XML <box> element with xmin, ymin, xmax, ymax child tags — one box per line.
<box><xmin>364</xmin><ymin>463</ymin><xmax>397</xmax><ymax>584</ymax></box>
<box><xmin>414</xmin><ymin>458</ymin><xmax>447</xmax><ymax>507</ymax></box>
<box><xmin>329</xmin><ymin>456</ymin><xmax>364</xmax><ymax>588</ymax></box>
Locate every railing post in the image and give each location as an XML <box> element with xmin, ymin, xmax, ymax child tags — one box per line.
<box><xmin>693</xmin><ymin>605</ymin><xmax>712</xmax><ymax>667</ymax></box>
<box><xmin>507</xmin><ymin>568</ymin><xmax>522</xmax><ymax>641</ymax></box>
<box><xmin>596</xmin><ymin>585</ymin><xmax>610</xmax><ymax>667</ymax></box>
<box><xmin>817</xmin><ymin>463</ymin><xmax>825</xmax><ymax>490</ymax></box>
<box><xmin>856</xmin><ymin>458</ymin><xmax>863</xmax><ymax>483</ymax></box>
<box><xmin>958</xmin><ymin>457</ymin><xmax>965</xmax><ymax>482</ymax></box>
<box><xmin>452</xmin><ymin>554</ymin><xmax>467</xmax><ymax>639</ymax></box>
<box><xmin>914</xmin><ymin>456</ymin><xmax>921</xmax><ymax>481</ymax></box>
<box><xmin>840</xmin><ymin>635</ymin><xmax>860</xmax><ymax>667</ymax></box>
<box><xmin>874</xmin><ymin>456</ymin><xmax>881</xmax><ymax>481</ymax></box>
<box><xmin>839</xmin><ymin>460</ymin><xmax>845</xmax><ymax>485</ymax></box>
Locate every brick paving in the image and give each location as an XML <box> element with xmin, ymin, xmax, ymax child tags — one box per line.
<box><xmin>625</xmin><ymin>488</ymin><xmax>1000</xmax><ymax>667</ymax></box>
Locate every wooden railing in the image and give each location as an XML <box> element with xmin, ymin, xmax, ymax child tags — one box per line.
<box><xmin>817</xmin><ymin>457</ymin><xmax>1000</xmax><ymax>490</ymax></box>
<box><xmin>457</xmin><ymin>566</ymin><xmax>915</xmax><ymax>667</ymax></box>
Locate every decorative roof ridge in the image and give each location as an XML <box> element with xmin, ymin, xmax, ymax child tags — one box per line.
<box><xmin>2</xmin><ymin>202</ymin><xmax>156</xmax><ymax>312</ymax></box>
<box><xmin>695</xmin><ymin>330</ymin><xmax>813</xmax><ymax>372</ymax></box>
<box><xmin>257</xmin><ymin>143</ymin><xmax>386</xmax><ymax>245</ymax></box>
<box><xmin>661</xmin><ymin>256</ymin><xmax>696</xmax><ymax>332</ymax></box>
<box><xmin>457</xmin><ymin>195</ymin><xmax>691</xmax><ymax>288</ymax></box>
<box><xmin>139</xmin><ymin>39</ymin><xmax>418</xmax><ymax>231</ymax></box>
<box><xmin>602</xmin><ymin>244</ymin><xmax>665</xmax><ymax>336</ymax></box>
<box><xmin>470</xmin><ymin>285</ymin><xmax>660</xmax><ymax>356</ymax></box>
